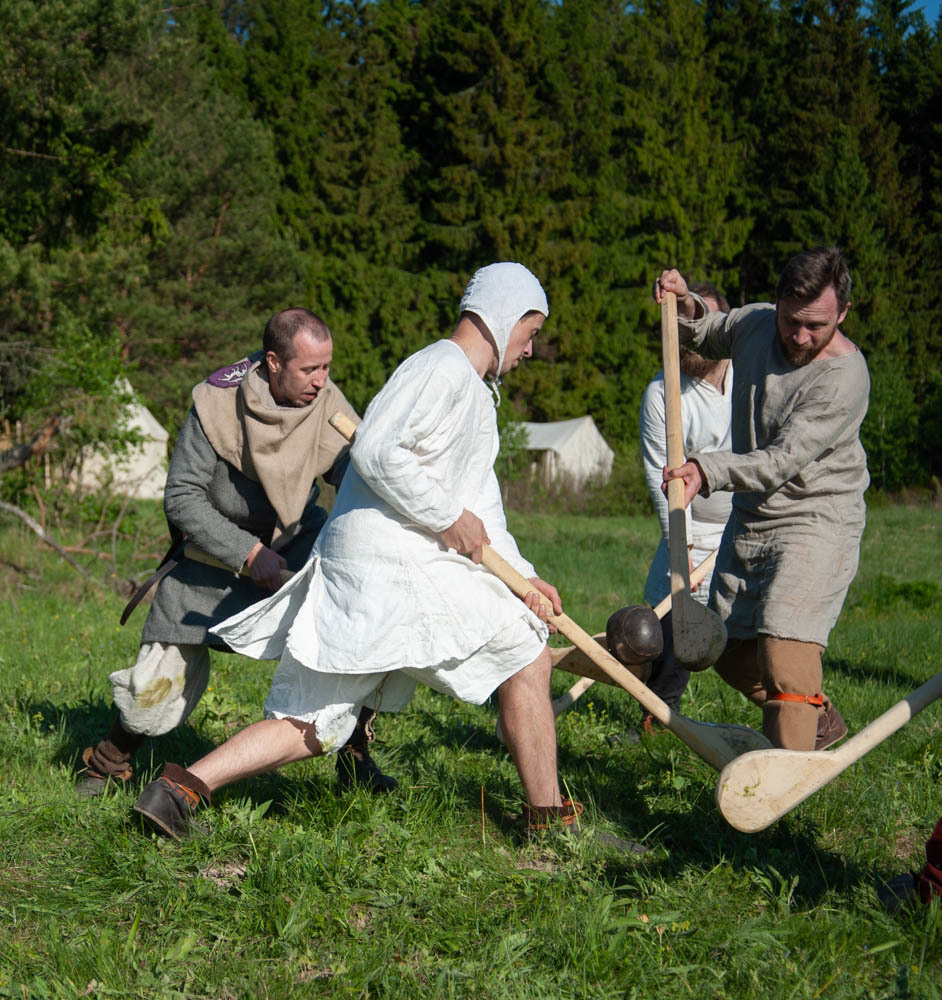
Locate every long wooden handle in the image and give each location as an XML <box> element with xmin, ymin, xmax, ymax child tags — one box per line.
<box><xmin>481</xmin><ymin>545</ymin><xmax>661</xmax><ymax>695</ymax></box>
<box><xmin>183</xmin><ymin>543</ymin><xmax>294</xmax><ymax>585</ymax></box>
<box><xmin>329</xmin><ymin>411</ymin><xmax>359</xmax><ymax>443</ymax></box>
<box><xmin>658</xmin><ymin>296</ymin><xmax>727</xmax><ymax>670</ymax></box>
<box><xmin>551</xmin><ymin>547</ymin><xmax>718</xmax><ymax>714</ymax></box>
<box><xmin>480</xmin><ymin>546</ymin><xmax>748</xmax><ymax>769</ymax></box>
<box><xmin>660</xmin><ymin>292</ymin><xmax>692</xmax><ymax>606</ymax></box>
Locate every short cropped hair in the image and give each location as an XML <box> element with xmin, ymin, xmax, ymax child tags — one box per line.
<box><xmin>775</xmin><ymin>246</ymin><xmax>851</xmax><ymax>311</ymax></box>
<box><xmin>263</xmin><ymin>308</ymin><xmax>331</xmax><ymax>361</ymax></box>
<box><xmin>688</xmin><ymin>281</ymin><xmax>730</xmax><ymax>313</ymax></box>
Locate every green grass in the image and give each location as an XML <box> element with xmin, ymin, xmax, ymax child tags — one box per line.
<box><xmin>1</xmin><ymin>504</ymin><xmax>941</xmax><ymax>998</ymax></box>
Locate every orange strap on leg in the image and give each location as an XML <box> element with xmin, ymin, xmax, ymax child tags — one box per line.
<box><xmin>766</xmin><ymin>692</ymin><xmax>825</xmax><ymax>707</ymax></box>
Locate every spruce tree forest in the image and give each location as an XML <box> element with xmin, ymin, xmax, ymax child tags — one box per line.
<box><xmin>2</xmin><ymin>0</ymin><xmax>941</xmax><ymax>505</ymax></box>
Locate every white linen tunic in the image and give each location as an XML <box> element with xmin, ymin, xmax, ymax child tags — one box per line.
<box><xmin>640</xmin><ymin>368</ymin><xmax>733</xmax><ymax>607</ymax></box>
<box><xmin>212</xmin><ymin>340</ymin><xmax>548</xmax><ymax>706</ymax></box>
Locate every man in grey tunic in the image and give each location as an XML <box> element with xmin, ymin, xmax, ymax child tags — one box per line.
<box><xmin>654</xmin><ymin>246</ymin><xmax>870</xmax><ymax>750</ymax></box>
<box><xmin>78</xmin><ymin>308</ymin><xmax>396</xmax><ymax>794</ymax></box>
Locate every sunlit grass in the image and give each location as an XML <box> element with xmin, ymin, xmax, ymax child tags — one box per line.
<box><xmin>0</xmin><ymin>503</ymin><xmax>940</xmax><ymax>998</ymax></box>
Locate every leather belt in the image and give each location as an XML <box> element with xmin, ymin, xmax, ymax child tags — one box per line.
<box><xmin>119</xmin><ymin>537</ymin><xmax>187</xmax><ymax>626</ymax></box>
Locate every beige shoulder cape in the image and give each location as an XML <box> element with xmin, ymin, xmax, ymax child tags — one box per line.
<box><xmin>192</xmin><ymin>358</ymin><xmax>358</xmax><ymax>547</ymax></box>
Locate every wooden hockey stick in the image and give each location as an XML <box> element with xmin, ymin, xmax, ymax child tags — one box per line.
<box><xmin>661</xmin><ymin>292</ymin><xmax>727</xmax><ymax>669</ymax></box>
<box><xmin>716</xmin><ymin>669</ymin><xmax>942</xmax><ymax>832</ymax></box>
<box><xmin>480</xmin><ymin>544</ymin><xmax>769</xmax><ymax>769</ymax></box>
<box><xmin>550</xmin><ymin>548</ymin><xmax>718</xmax><ymax>717</ymax></box>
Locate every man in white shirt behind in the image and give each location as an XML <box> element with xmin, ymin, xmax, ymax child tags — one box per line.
<box><xmin>624</xmin><ymin>283</ymin><xmax>732</xmax><ymax>742</ymax></box>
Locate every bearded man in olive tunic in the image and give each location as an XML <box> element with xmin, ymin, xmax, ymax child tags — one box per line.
<box><xmin>655</xmin><ymin>246</ymin><xmax>870</xmax><ymax>750</ymax></box>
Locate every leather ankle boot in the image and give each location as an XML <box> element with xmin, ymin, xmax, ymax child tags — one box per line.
<box><xmin>335</xmin><ymin>707</ymin><xmax>398</xmax><ymax>793</ymax></box>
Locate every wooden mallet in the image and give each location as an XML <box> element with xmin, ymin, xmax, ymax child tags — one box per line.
<box><xmin>716</xmin><ymin>669</ymin><xmax>942</xmax><ymax>832</ymax></box>
<box><xmin>660</xmin><ymin>292</ymin><xmax>728</xmax><ymax>669</ymax></box>
<box><xmin>480</xmin><ymin>545</ymin><xmax>770</xmax><ymax>770</ymax></box>
<box><xmin>551</xmin><ymin>548</ymin><xmax>717</xmax><ymax>717</ymax></box>
<box><xmin>329</xmin><ymin>412</ymin><xmax>768</xmax><ymax>770</ymax></box>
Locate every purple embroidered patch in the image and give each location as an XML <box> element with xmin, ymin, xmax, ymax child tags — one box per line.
<box><xmin>206</xmin><ymin>358</ymin><xmax>250</xmax><ymax>388</ymax></box>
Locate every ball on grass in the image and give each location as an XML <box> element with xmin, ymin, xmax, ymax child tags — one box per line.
<box><xmin>605</xmin><ymin>605</ymin><xmax>663</xmax><ymax>666</ymax></box>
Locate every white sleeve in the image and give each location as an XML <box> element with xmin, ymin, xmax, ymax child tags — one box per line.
<box><xmin>639</xmin><ymin>376</ymin><xmax>695</xmax><ymax>543</ymax></box>
<box><xmin>351</xmin><ymin>364</ymin><xmax>464</xmax><ymax>533</ymax></box>
<box><xmin>639</xmin><ymin>378</ymin><xmax>670</xmax><ymax>542</ymax></box>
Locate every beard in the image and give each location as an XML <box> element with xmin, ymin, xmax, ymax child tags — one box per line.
<box><xmin>679</xmin><ymin>347</ymin><xmax>719</xmax><ymax>380</ymax></box>
<box><xmin>777</xmin><ymin>324</ymin><xmax>837</xmax><ymax>368</ymax></box>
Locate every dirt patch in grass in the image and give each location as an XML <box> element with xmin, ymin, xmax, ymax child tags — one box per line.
<box><xmin>347</xmin><ymin>904</ymin><xmax>372</xmax><ymax>931</ymax></box>
<box><xmin>198</xmin><ymin>860</ymin><xmax>247</xmax><ymax>890</ymax></box>
<box><xmin>0</xmin><ymin>864</ymin><xmax>37</xmax><ymax>886</ymax></box>
<box><xmin>890</xmin><ymin>829</ymin><xmax>922</xmax><ymax>861</ymax></box>
<box><xmin>515</xmin><ymin>858</ymin><xmax>558</xmax><ymax>873</ymax></box>
<box><xmin>296</xmin><ymin>964</ymin><xmax>337</xmax><ymax>983</ymax></box>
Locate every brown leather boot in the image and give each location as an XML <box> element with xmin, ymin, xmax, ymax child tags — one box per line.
<box><xmin>133</xmin><ymin>763</ymin><xmax>212</xmax><ymax>840</ymax></box>
<box><xmin>524</xmin><ymin>800</ymin><xmax>649</xmax><ymax>854</ymax></box>
<box><xmin>335</xmin><ymin>708</ymin><xmax>398</xmax><ymax>793</ymax></box>
<box><xmin>76</xmin><ymin>719</ymin><xmax>146</xmax><ymax>797</ymax></box>
<box><xmin>815</xmin><ymin>704</ymin><xmax>848</xmax><ymax>751</ymax></box>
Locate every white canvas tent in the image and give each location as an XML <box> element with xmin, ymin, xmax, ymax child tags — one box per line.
<box><xmin>521</xmin><ymin>416</ymin><xmax>614</xmax><ymax>489</ymax></box>
<box><xmin>74</xmin><ymin>380</ymin><xmax>169</xmax><ymax>500</ymax></box>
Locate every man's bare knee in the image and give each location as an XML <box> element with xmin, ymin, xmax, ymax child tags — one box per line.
<box><xmin>499</xmin><ymin>645</ymin><xmax>552</xmax><ymax>696</ymax></box>
<box><xmin>285</xmin><ymin>717</ymin><xmax>323</xmax><ymax>756</ymax></box>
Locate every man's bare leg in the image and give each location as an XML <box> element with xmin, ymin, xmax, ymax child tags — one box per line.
<box><xmin>133</xmin><ymin>717</ymin><xmax>322</xmax><ymax>838</ymax></box>
<box><xmin>188</xmin><ymin>717</ymin><xmax>322</xmax><ymax>793</ymax></box>
<box><xmin>497</xmin><ymin>646</ymin><xmax>562</xmax><ymax>809</ymax></box>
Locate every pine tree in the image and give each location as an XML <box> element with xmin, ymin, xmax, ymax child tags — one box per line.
<box><xmin>867</xmin><ymin>0</ymin><xmax>942</xmax><ymax>397</ymax></box>
<box><xmin>0</xmin><ymin>0</ymin><xmax>305</xmax><ymax>456</ymax></box>
<box><xmin>110</xmin><ymin>44</ymin><xmax>307</xmax><ymax>434</ymax></box>
<box><xmin>404</xmin><ymin>0</ymin><xmax>572</xmax><ymax>274</ymax></box>
<box><xmin>0</xmin><ymin>0</ymin><xmax>163</xmax><ymax>470</ymax></box>
<box><xmin>208</xmin><ymin>0</ymin><xmax>439</xmax><ymax>413</ymax></box>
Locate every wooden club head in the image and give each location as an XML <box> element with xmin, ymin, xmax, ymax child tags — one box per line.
<box><xmin>715</xmin><ymin>748</ymin><xmax>830</xmax><ymax>832</ymax></box>
<box><xmin>672</xmin><ymin>592</ymin><xmax>728</xmax><ymax>670</ymax></box>
<box><xmin>606</xmin><ymin>604</ymin><xmax>663</xmax><ymax>665</ymax></box>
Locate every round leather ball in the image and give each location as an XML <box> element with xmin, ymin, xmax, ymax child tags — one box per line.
<box><xmin>606</xmin><ymin>605</ymin><xmax>663</xmax><ymax>666</ymax></box>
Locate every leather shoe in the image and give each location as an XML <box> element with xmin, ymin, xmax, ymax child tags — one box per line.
<box><xmin>815</xmin><ymin>705</ymin><xmax>848</xmax><ymax>751</ymax></box>
<box><xmin>75</xmin><ymin>747</ymin><xmax>132</xmax><ymax>799</ymax></box>
<box><xmin>133</xmin><ymin>769</ymin><xmax>207</xmax><ymax>840</ymax></box>
<box><xmin>335</xmin><ymin>745</ymin><xmax>398</xmax><ymax>793</ymax></box>
<box><xmin>336</xmin><ymin>707</ymin><xmax>398</xmax><ymax>792</ymax></box>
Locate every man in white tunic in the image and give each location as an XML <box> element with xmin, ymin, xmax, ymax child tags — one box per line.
<box><xmin>132</xmin><ymin>263</ymin><xmax>576</xmax><ymax>839</ymax></box>
<box><xmin>654</xmin><ymin>246</ymin><xmax>870</xmax><ymax>751</ymax></box>
<box><xmin>627</xmin><ymin>283</ymin><xmax>733</xmax><ymax>741</ymax></box>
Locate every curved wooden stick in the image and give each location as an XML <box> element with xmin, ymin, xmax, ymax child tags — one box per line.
<box><xmin>716</xmin><ymin>669</ymin><xmax>942</xmax><ymax>832</ymax></box>
<box><xmin>661</xmin><ymin>293</ymin><xmax>727</xmax><ymax>669</ymax></box>
<box><xmin>551</xmin><ymin>548</ymin><xmax>718</xmax><ymax>717</ymax></box>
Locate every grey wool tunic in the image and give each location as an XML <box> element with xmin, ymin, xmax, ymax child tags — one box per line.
<box><xmin>680</xmin><ymin>296</ymin><xmax>870</xmax><ymax>646</ymax></box>
<box><xmin>140</xmin><ymin>408</ymin><xmax>347</xmax><ymax>648</ymax></box>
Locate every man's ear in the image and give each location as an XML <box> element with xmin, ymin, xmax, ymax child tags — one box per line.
<box><xmin>265</xmin><ymin>350</ymin><xmax>281</xmax><ymax>374</ymax></box>
<box><xmin>838</xmin><ymin>302</ymin><xmax>851</xmax><ymax>326</ymax></box>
